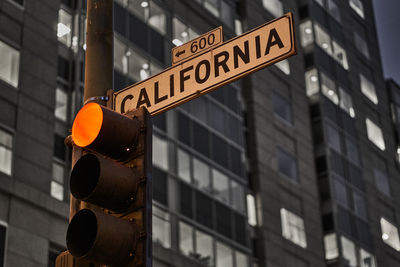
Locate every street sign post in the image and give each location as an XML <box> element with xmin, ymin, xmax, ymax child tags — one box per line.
<box><xmin>172</xmin><ymin>26</ymin><xmax>223</xmax><ymax>65</ymax></box>
<box><xmin>114</xmin><ymin>13</ymin><xmax>296</xmax><ymax>116</ymax></box>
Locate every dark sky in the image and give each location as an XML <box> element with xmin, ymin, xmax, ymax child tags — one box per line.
<box><xmin>372</xmin><ymin>0</ymin><xmax>400</xmax><ymax>85</ymax></box>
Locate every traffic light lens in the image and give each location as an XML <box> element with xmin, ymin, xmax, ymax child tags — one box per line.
<box><xmin>67</xmin><ymin>209</ymin><xmax>97</xmax><ymax>257</ymax></box>
<box><xmin>72</xmin><ymin>103</ymin><xmax>103</xmax><ymax>147</ymax></box>
<box><xmin>70</xmin><ymin>154</ymin><xmax>100</xmax><ymax>200</ymax></box>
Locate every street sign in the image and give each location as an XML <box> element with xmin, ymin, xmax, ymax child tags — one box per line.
<box><xmin>172</xmin><ymin>26</ymin><xmax>223</xmax><ymax>65</ymax></box>
<box><xmin>114</xmin><ymin>13</ymin><xmax>296</xmax><ymax>116</ymax></box>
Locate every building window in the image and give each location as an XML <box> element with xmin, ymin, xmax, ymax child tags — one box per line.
<box><xmin>275</xmin><ymin>59</ymin><xmax>290</xmax><ymax>75</ymax></box>
<box><xmin>153</xmin><ymin>135</ymin><xmax>168</xmax><ymax>170</ymax></box>
<box><xmin>341</xmin><ymin>236</ymin><xmax>357</xmax><ymax>266</ymax></box>
<box><xmin>333</xmin><ymin>178</ymin><xmax>348</xmax><ymax>207</ymax></box>
<box><xmin>360</xmin><ymin>248</ymin><xmax>376</xmax><ymax>267</ymax></box>
<box><xmin>216</xmin><ymin>241</ymin><xmax>233</xmax><ymax>267</ymax></box>
<box><xmin>332</xmin><ymin>41</ymin><xmax>349</xmax><ymax>70</ymax></box>
<box><xmin>380</xmin><ymin>217</ymin><xmax>400</xmax><ymax>251</ymax></box>
<box><xmin>55</xmin><ymin>87</ymin><xmax>68</xmax><ymax>122</ymax></box>
<box><xmin>128</xmin><ymin>49</ymin><xmax>150</xmax><ymax>81</ymax></box>
<box><xmin>172</xmin><ymin>17</ymin><xmax>199</xmax><ymax>46</ymax></box>
<box><xmin>339</xmin><ymin>88</ymin><xmax>355</xmax><ymax>118</ymax></box>
<box><xmin>51</xmin><ymin>162</ymin><xmax>65</xmax><ymax>201</ymax></box>
<box><xmin>280</xmin><ymin>208</ymin><xmax>307</xmax><ymax>248</ymax></box>
<box><xmin>114</xmin><ymin>37</ymin><xmax>128</xmax><ymax>75</ymax></box>
<box><xmin>360</xmin><ymin>74</ymin><xmax>378</xmax><ymax>104</ymax></box>
<box><xmin>235</xmin><ymin>251</ymin><xmax>248</xmax><ymax>267</ymax></box>
<box><xmin>324</xmin><ymin>233</ymin><xmax>339</xmax><ymax>260</ymax></box>
<box><xmin>0</xmin><ymin>222</ymin><xmax>6</xmax><ymax>267</ymax></box>
<box><xmin>0</xmin><ymin>40</ymin><xmax>20</xmax><ymax>88</ymax></box>
<box><xmin>195</xmin><ymin>230</ymin><xmax>214</xmax><ymax>266</ymax></box>
<box><xmin>212</xmin><ymin>169</ymin><xmax>229</xmax><ymax>204</ymax></box>
<box><xmin>247</xmin><ymin>194</ymin><xmax>257</xmax><ymax>226</ymax></box>
<box><xmin>179</xmin><ymin>221</ymin><xmax>194</xmax><ymax>257</ymax></box>
<box><xmin>326</xmin><ymin>124</ymin><xmax>341</xmax><ymax>152</ymax></box>
<box><xmin>273</xmin><ymin>92</ymin><xmax>292</xmax><ymax>123</ymax></box>
<box><xmin>354</xmin><ymin>32</ymin><xmax>370</xmax><ymax>59</ymax></box>
<box><xmin>177</xmin><ymin>149</ymin><xmax>191</xmax><ymax>183</ymax></box>
<box><xmin>299</xmin><ymin>20</ymin><xmax>313</xmax><ymax>48</ymax></box>
<box><xmin>373</xmin><ymin>168</ymin><xmax>390</xmax><ymax>196</ymax></box>
<box><xmin>365</xmin><ymin>118</ymin><xmax>385</xmax><ymax>151</ymax></box>
<box><xmin>262</xmin><ymin>0</ymin><xmax>283</xmax><ymax>17</ymax></box>
<box><xmin>349</xmin><ymin>0</ymin><xmax>365</xmax><ymax>19</ymax></box>
<box><xmin>321</xmin><ymin>73</ymin><xmax>339</xmax><ymax>104</ymax></box>
<box><xmin>305</xmin><ymin>68</ymin><xmax>319</xmax><ymax>97</ymax></box>
<box><xmin>314</xmin><ymin>0</ymin><xmax>341</xmax><ymax>23</ymax></box>
<box><xmin>231</xmin><ymin>180</ymin><xmax>245</xmax><ymax>213</ymax></box>
<box><xmin>277</xmin><ymin>147</ymin><xmax>297</xmax><ymax>181</ymax></box>
<box><xmin>127</xmin><ymin>0</ymin><xmax>166</xmax><ymax>35</ymax></box>
<box><xmin>193</xmin><ymin>157</ymin><xmax>211</xmax><ymax>192</ymax></box>
<box><xmin>153</xmin><ymin>205</ymin><xmax>171</xmax><ymax>248</ymax></box>
<box><xmin>396</xmin><ymin>146</ymin><xmax>400</xmax><ymax>164</ymax></box>
<box><xmin>0</xmin><ymin>129</ymin><xmax>13</xmax><ymax>176</ymax></box>
<box><xmin>57</xmin><ymin>9</ymin><xmax>72</xmax><ymax>47</ymax></box>
<box><xmin>353</xmin><ymin>191</ymin><xmax>367</xmax><ymax>219</ymax></box>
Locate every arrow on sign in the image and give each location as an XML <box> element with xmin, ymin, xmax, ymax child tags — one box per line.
<box><xmin>175</xmin><ymin>50</ymin><xmax>185</xmax><ymax>58</ymax></box>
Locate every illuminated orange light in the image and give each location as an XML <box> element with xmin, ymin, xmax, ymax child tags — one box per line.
<box><xmin>72</xmin><ymin>103</ymin><xmax>103</xmax><ymax>147</ymax></box>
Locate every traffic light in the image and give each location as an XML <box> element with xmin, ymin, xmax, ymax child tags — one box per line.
<box><xmin>66</xmin><ymin>103</ymin><xmax>152</xmax><ymax>266</ymax></box>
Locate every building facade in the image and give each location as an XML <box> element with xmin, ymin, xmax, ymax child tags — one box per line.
<box><xmin>0</xmin><ymin>0</ymin><xmax>399</xmax><ymax>267</ymax></box>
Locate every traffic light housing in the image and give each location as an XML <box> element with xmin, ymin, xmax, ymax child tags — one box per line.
<box><xmin>66</xmin><ymin>103</ymin><xmax>152</xmax><ymax>266</ymax></box>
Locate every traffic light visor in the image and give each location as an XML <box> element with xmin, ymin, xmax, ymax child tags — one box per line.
<box><xmin>72</xmin><ymin>103</ymin><xmax>103</xmax><ymax>147</ymax></box>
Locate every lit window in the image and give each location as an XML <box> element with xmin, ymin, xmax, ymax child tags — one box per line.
<box><xmin>280</xmin><ymin>208</ymin><xmax>307</xmax><ymax>248</ymax></box>
<box><xmin>360</xmin><ymin>248</ymin><xmax>377</xmax><ymax>267</ymax></box>
<box><xmin>179</xmin><ymin>221</ymin><xmax>194</xmax><ymax>256</ymax></box>
<box><xmin>57</xmin><ymin>9</ymin><xmax>72</xmax><ymax>47</ymax></box>
<box><xmin>360</xmin><ymin>74</ymin><xmax>378</xmax><ymax>104</ymax></box>
<box><xmin>152</xmin><ymin>135</ymin><xmax>168</xmax><ymax>170</ymax></box>
<box><xmin>150</xmin><ymin>63</ymin><xmax>163</xmax><ymax>76</ymax></box>
<box><xmin>247</xmin><ymin>194</ymin><xmax>257</xmax><ymax>226</ymax></box>
<box><xmin>397</xmin><ymin>146</ymin><xmax>400</xmax><ymax>164</ymax></box>
<box><xmin>0</xmin><ymin>40</ymin><xmax>20</xmax><ymax>88</ymax></box>
<box><xmin>204</xmin><ymin>0</ymin><xmax>220</xmax><ymax>17</ymax></box>
<box><xmin>380</xmin><ymin>217</ymin><xmax>400</xmax><ymax>251</ymax></box>
<box><xmin>128</xmin><ymin>49</ymin><xmax>150</xmax><ymax>82</ymax></box>
<box><xmin>216</xmin><ymin>241</ymin><xmax>233</xmax><ymax>267</ymax></box>
<box><xmin>365</xmin><ymin>118</ymin><xmax>385</xmax><ymax>151</ymax></box>
<box><xmin>114</xmin><ymin>37</ymin><xmax>128</xmax><ymax>74</ymax></box>
<box><xmin>127</xmin><ymin>0</ymin><xmax>147</xmax><ymax>20</ymax></box>
<box><xmin>354</xmin><ymin>32</ymin><xmax>370</xmax><ymax>59</ymax></box>
<box><xmin>324</xmin><ymin>233</ymin><xmax>339</xmax><ymax>260</ymax></box>
<box><xmin>273</xmin><ymin>92</ymin><xmax>292</xmax><ymax>123</ymax></box>
<box><xmin>305</xmin><ymin>68</ymin><xmax>319</xmax><ymax>97</ymax></box>
<box><xmin>0</xmin><ymin>129</ymin><xmax>13</xmax><ymax>176</ymax></box>
<box><xmin>275</xmin><ymin>59</ymin><xmax>290</xmax><ymax>75</ymax></box>
<box><xmin>51</xmin><ymin>162</ymin><xmax>64</xmax><ymax>201</ymax></box>
<box><xmin>332</xmin><ymin>41</ymin><xmax>349</xmax><ymax>70</ymax></box>
<box><xmin>55</xmin><ymin>88</ymin><xmax>68</xmax><ymax>122</ymax></box>
<box><xmin>374</xmin><ymin>168</ymin><xmax>390</xmax><ymax>196</ymax></box>
<box><xmin>299</xmin><ymin>20</ymin><xmax>314</xmax><ymax>48</ymax></box>
<box><xmin>234</xmin><ymin>19</ymin><xmax>243</xmax><ymax>36</ymax></box>
<box><xmin>195</xmin><ymin>230</ymin><xmax>214</xmax><ymax>266</ymax></box>
<box><xmin>341</xmin><ymin>236</ymin><xmax>357</xmax><ymax>266</ymax></box>
<box><xmin>321</xmin><ymin>73</ymin><xmax>339</xmax><ymax>104</ymax></box>
<box><xmin>262</xmin><ymin>0</ymin><xmax>283</xmax><ymax>17</ymax></box>
<box><xmin>277</xmin><ymin>147</ymin><xmax>297</xmax><ymax>181</ymax></box>
<box><xmin>235</xmin><ymin>251</ymin><xmax>248</xmax><ymax>267</ymax></box>
<box><xmin>212</xmin><ymin>169</ymin><xmax>229</xmax><ymax>204</ymax></box>
<box><xmin>177</xmin><ymin>149</ymin><xmax>191</xmax><ymax>183</ymax></box>
<box><xmin>339</xmin><ymin>88</ymin><xmax>355</xmax><ymax>118</ymax></box>
<box><xmin>193</xmin><ymin>157</ymin><xmax>211</xmax><ymax>192</ymax></box>
<box><xmin>349</xmin><ymin>0</ymin><xmax>365</xmax><ymax>19</ymax></box>
<box><xmin>315</xmin><ymin>24</ymin><xmax>332</xmax><ymax>55</ymax></box>
<box><xmin>231</xmin><ymin>180</ymin><xmax>245</xmax><ymax>212</ymax></box>
<box><xmin>148</xmin><ymin>2</ymin><xmax>166</xmax><ymax>35</ymax></box>
<box><xmin>153</xmin><ymin>205</ymin><xmax>171</xmax><ymax>248</ymax></box>
<box><xmin>172</xmin><ymin>17</ymin><xmax>199</xmax><ymax>47</ymax></box>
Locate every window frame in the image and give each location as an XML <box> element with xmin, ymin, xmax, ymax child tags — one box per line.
<box><xmin>0</xmin><ymin>127</ymin><xmax>14</xmax><ymax>176</ymax></box>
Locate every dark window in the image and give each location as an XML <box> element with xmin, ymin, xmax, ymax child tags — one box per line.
<box><xmin>129</xmin><ymin>14</ymin><xmax>148</xmax><ymax>51</ymax></box>
<box><xmin>153</xmin><ymin>168</ymin><xmax>168</xmax><ymax>206</ymax></box>
<box><xmin>348</xmin><ymin>164</ymin><xmax>364</xmax><ymax>192</ymax></box>
<box><xmin>345</xmin><ymin>137</ymin><xmax>360</xmax><ymax>165</ymax></box>
<box><xmin>226</xmin><ymin>86</ymin><xmax>240</xmax><ymax>113</ymax></box>
<box><xmin>114</xmin><ymin>70</ymin><xmax>127</xmax><ymax>92</ymax></box>
<box><xmin>178</xmin><ymin>112</ymin><xmax>191</xmax><ymax>146</ymax></box>
<box><xmin>153</xmin><ymin>113</ymin><xmax>166</xmax><ymax>132</ymax></box>
<box><xmin>315</xmin><ymin>156</ymin><xmax>327</xmax><ymax>174</ymax></box>
<box><xmin>321</xmin><ymin>96</ymin><xmax>338</xmax><ymax>124</ymax></box>
<box><xmin>210</xmin><ymin>87</ymin><xmax>225</xmax><ymax>104</ymax></box>
<box><xmin>196</xmin><ymin>191</ymin><xmax>213</xmax><ymax>229</ymax></box>
<box><xmin>337</xmin><ymin>207</ymin><xmax>354</xmax><ymax>237</ymax></box>
<box><xmin>322</xmin><ymin>213</ymin><xmax>334</xmax><ymax>231</ymax></box>
<box><xmin>333</xmin><ymin>178</ymin><xmax>348</xmax><ymax>208</ymax></box>
<box><xmin>114</xmin><ymin>3</ymin><xmax>127</xmax><ymax>35</ymax></box>
<box><xmin>234</xmin><ymin>212</ymin><xmax>247</xmax><ymax>245</ymax></box>
<box><xmin>330</xmin><ymin>150</ymin><xmax>344</xmax><ymax>177</ymax></box>
<box><xmin>356</xmin><ymin>219</ymin><xmax>372</xmax><ymax>248</ymax></box>
<box><xmin>57</xmin><ymin>56</ymin><xmax>70</xmax><ymax>80</ymax></box>
<box><xmin>193</xmin><ymin>122</ymin><xmax>210</xmax><ymax>157</ymax></box>
<box><xmin>0</xmin><ymin>224</ymin><xmax>5</xmax><ymax>267</ymax></box>
<box><xmin>216</xmin><ymin>202</ymin><xmax>232</xmax><ymax>238</ymax></box>
<box><xmin>353</xmin><ymin>191</ymin><xmax>367</xmax><ymax>220</ymax></box>
<box><xmin>180</xmin><ymin>182</ymin><xmax>193</xmax><ymax>218</ymax></box>
<box><xmin>227</xmin><ymin>114</ymin><xmax>242</xmax><ymax>145</ymax></box>
<box><xmin>277</xmin><ymin>147</ymin><xmax>297</xmax><ymax>181</ymax></box>
<box><xmin>229</xmin><ymin>145</ymin><xmax>242</xmax><ymax>177</ymax></box>
<box><xmin>61</xmin><ymin>0</ymin><xmax>75</xmax><ymax>9</ymax></box>
<box><xmin>211</xmin><ymin>133</ymin><xmax>228</xmax><ymax>168</ymax></box>
<box><xmin>54</xmin><ymin>134</ymin><xmax>66</xmax><ymax>160</ymax></box>
<box><xmin>273</xmin><ymin>92</ymin><xmax>292</xmax><ymax>123</ymax></box>
<box><xmin>150</xmin><ymin>29</ymin><xmax>164</xmax><ymax>63</ymax></box>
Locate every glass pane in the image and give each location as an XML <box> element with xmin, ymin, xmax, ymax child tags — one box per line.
<box><xmin>380</xmin><ymin>217</ymin><xmax>400</xmax><ymax>251</ymax></box>
<box><xmin>235</xmin><ymin>251</ymin><xmax>248</xmax><ymax>267</ymax></box>
<box><xmin>299</xmin><ymin>20</ymin><xmax>313</xmax><ymax>48</ymax></box>
<box><xmin>114</xmin><ymin>37</ymin><xmax>128</xmax><ymax>74</ymax></box>
<box><xmin>179</xmin><ymin>221</ymin><xmax>193</xmax><ymax>256</ymax></box>
<box><xmin>212</xmin><ymin>169</ymin><xmax>229</xmax><ymax>204</ymax></box>
<box><xmin>339</xmin><ymin>88</ymin><xmax>355</xmax><ymax>118</ymax></box>
<box><xmin>58</xmin><ymin>9</ymin><xmax>73</xmax><ymax>47</ymax></box>
<box><xmin>221</xmin><ymin>1</ymin><xmax>234</xmax><ymax>29</ymax></box>
<box><xmin>305</xmin><ymin>69</ymin><xmax>319</xmax><ymax>97</ymax></box>
<box><xmin>196</xmin><ymin>230</ymin><xmax>214</xmax><ymax>266</ymax></box>
<box><xmin>280</xmin><ymin>208</ymin><xmax>307</xmax><ymax>248</ymax></box>
<box><xmin>0</xmin><ymin>41</ymin><xmax>20</xmax><ymax>87</ymax></box>
<box><xmin>341</xmin><ymin>236</ymin><xmax>357</xmax><ymax>266</ymax></box>
<box><xmin>204</xmin><ymin>0</ymin><xmax>220</xmax><ymax>17</ymax></box>
<box><xmin>231</xmin><ymin>180</ymin><xmax>245</xmax><ymax>212</ymax></box>
<box><xmin>326</xmin><ymin>124</ymin><xmax>341</xmax><ymax>152</ymax></box>
<box><xmin>216</xmin><ymin>242</ymin><xmax>232</xmax><ymax>267</ymax></box>
<box><xmin>193</xmin><ymin>157</ymin><xmax>211</xmax><ymax>192</ymax></box>
<box><xmin>360</xmin><ymin>74</ymin><xmax>378</xmax><ymax>104</ymax></box>
<box><xmin>262</xmin><ymin>0</ymin><xmax>283</xmax><ymax>17</ymax></box>
<box><xmin>275</xmin><ymin>59</ymin><xmax>290</xmax><ymax>75</ymax></box>
<box><xmin>353</xmin><ymin>192</ymin><xmax>367</xmax><ymax>219</ymax></box>
<box><xmin>128</xmin><ymin>49</ymin><xmax>150</xmax><ymax>81</ymax></box>
<box><xmin>333</xmin><ymin>179</ymin><xmax>348</xmax><ymax>207</ymax></box>
<box><xmin>324</xmin><ymin>233</ymin><xmax>338</xmax><ymax>260</ymax></box>
<box><xmin>149</xmin><ymin>2</ymin><xmax>166</xmax><ymax>35</ymax></box>
<box><xmin>55</xmin><ymin>88</ymin><xmax>68</xmax><ymax>121</ymax></box>
<box><xmin>321</xmin><ymin>73</ymin><xmax>339</xmax><ymax>105</ymax></box>
<box><xmin>273</xmin><ymin>92</ymin><xmax>292</xmax><ymax>123</ymax></box>
<box><xmin>153</xmin><ymin>206</ymin><xmax>171</xmax><ymax>248</ymax></box>
<box><xmin>349</xmin><ymin>0</ymin><xmax>365</xmax><ymax>18</ymax></box>
<box><xmin>0</xmin><ymin>146</ymin><xmax>12</xmax><ymax>175</ymax></box>
<box><xmin>247</xmin><ymin>194</ymin><xmax>257</xmax><ymax>226</ymax></box>
<box><xmin>360</xmin><ymin>248</ymin><xmax>376</xmax><ymax>267</ymax></box>
<box><xmin>172</xmin><ymin>17</ymin><xmax>189</xmax><ymax>46</ymax></box>
<box><xmin>152</xmin><ymin>135</ymin><xmax>168</xmax><ymax>170</ymax></box>
<box><xmin>315</xmin><ymin>24</ymin><xmax>332</xmax><ymax>55</ymax></box>
<box><xmin>354</xmin><ymin>32</ymin><xmax>370</xmax><ymax>59</ymax></box>
<box><xmin>51</xmin><ymin>181</ymin><xmax>64</xmax><ymax>201</ymax></box>
<box><xmin>277</xmin><ymin>148</ymin><xmax>297</xmax><ymax>181</ymax></box>
<box><xmin>345</xmin><ymin>138</ymin><xmax>360</xmax><ymax>165</ymax></box>
<box><xmin>128</xmin><ymin>0</ymin><xmax>148</xmax><ymax>21</ymax></box>
<box><xmin>52</xmin><ymin>162</ymin><xmax>65</xmax><ymax>184</ymax></box>
<box><xmin>366</xmin><ymin>118</ymin><xmax>385</xmax><ymax>151</ymax></box>
<box><xmin>0</xmin><ymin>129</ymin><xmax>13</xmax><ymax>148</ymax></box>
<box><xmin>177</xmin><ymin>149</ymin><xmax>191</xmax><ymax>183</ymax></box>
<box><xmin>327</xmin><ymin>0</ymin><xmax>341</xmax><ymax>22</ymax></box>
<box><xmin>332</xmin><ymin>41</ymin><xmax>348</xmax><ymax>70</ymax></box>
<box><xmin>373</xmin><ymin>168</ymin><xmax>390</xmax><ymax>196</ymax></box>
